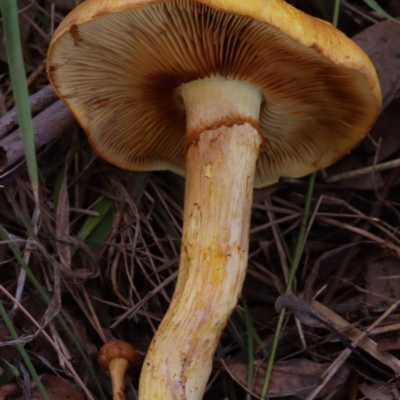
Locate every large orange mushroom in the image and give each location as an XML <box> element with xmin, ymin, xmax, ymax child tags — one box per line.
<box><xmin>47</xmin><ymin>1</ymin><xmax>381</xmax><ymax>399</ymax></box>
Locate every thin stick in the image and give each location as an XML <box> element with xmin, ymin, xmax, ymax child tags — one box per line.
<box><xmin>0</xmin><ymin>85</ymin><xmax>57</xmax><ymax>138</ymax></box>
<box><xmin>0</xmin><ymin>100</ymin><xmax>74</xmax><ymax>172</ymax></box>
<box><xmin>305</xmin><ymin>300</ymin><xmax>400</xmax><ymax>400</ymax></box>
<box><xmin>326</xmin><ymin>158</ymin><xmax>400</xmax><ymax>183</ymax></box>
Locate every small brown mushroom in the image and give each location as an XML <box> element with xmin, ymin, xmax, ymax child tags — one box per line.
<box><xmin>98</xmin><ymin>340</ymin><xmax>137</xmax><ymax>400</ymax></box>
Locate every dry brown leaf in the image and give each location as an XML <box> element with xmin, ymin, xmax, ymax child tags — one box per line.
<box><xmin>327</xmin><ymin>20</ymin><xmax>400</xmax><ymax>188</ymax></box>
<box><xmin>359</xmin><ymin>381</ymin><xmax>395</xmax><ymax>400</ymax></box>
<box><xmin>29</xmin><ymin>374</ymin><xmax>85</xmax><ymax>400</ymax></box>
<box><xmin>353</xmin><ymin>19</ymin><xmax>400</xmax><ymax>112</ymax></box>
<box><xmin>367</xmin><ymin>99</ymin><xmax>400</xmax><ymax>164</ymax></box>
<box><xmin>0</xmin><ymin>383</ymin><xmax>20</xmax><ymax>399</ymax></box>
<box><xmin>275</xmin><ymin>294</ymin><xmax>328</xmax><ymax>328</ymax></box>
<box><xmin>312</xmin><ymin>300</ymin><xmax>400</xmax><ymax>375</ymax></box>
<box><xmin>376</xmin><ymin>332</ymin><xmax>400</xmax><ymax>352</ymax></box>
<box><xmin>3</xmin><ymin>374</ymin><xmax>85</xmax><ymax>400</ymax></box>
<box><xmin>225</xmin><ymin>358</ymin><xmax>350</xmax><ymax>399</ymax></box>
<box><xmin>365</xmin><ymin>256</ymin><xmax>400</xmax><ymax>306</ymax></box>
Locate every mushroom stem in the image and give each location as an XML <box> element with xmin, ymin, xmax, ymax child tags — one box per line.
<box><xmin>139</xmin><ymin>78</ymin><xmax>263</xmax><ymax>399</ymax></box>
<box><xmin>108</xmin><ymin>358</ymin><xmax>129</xmax><ymax>400</ymax></box>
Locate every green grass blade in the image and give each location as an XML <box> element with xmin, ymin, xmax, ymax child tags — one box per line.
<box><xmin>226</xmin><ymin>317</ymin><xmax>247</xmax><ymax>354</ymax></box>
<box><xmin>259</xmin><ymin>310</ymin><xmax>286</xmax><ymax>399</ymax></box>
<box><xmin>0</xmin><ymin>0</ymin><xmax>39</xmax><ymax>201</ymax></box>
<box><xmin>83</xmin><ymin>204</ymin><xmax>114</xmax><ymax>252</ymax></box>
<box><xmin>285</xmin><ymin>172</ymin><xmax>316</xmax><ymax>292</ymax></box>
<box><xmin>0</xmin><ymin>358</ymin><xmax>19</xmax><ymax>384</ymax></box>
<box><xmin>217</xmin><ymin>343</ymin><xmax>238</xmax><ymax>400</ymax></box>
<box><xmin>0</xmin><ymin>302</ymin><xmax>50</xmax><ymax>400</ymax></box>
<box><xmin>260</xmin><ymin>173</ymin><xmax>316</xmax><ymax>399</ymax></box>
<box><xmin>76</xmin><ymin>198</ymin><xmax>113</xmax><ymax>242</ymax></box>
<box><xmin>362</xmin><ymin>0</ymin><xmax>400</xmax><ymax>22</ymax></box>
<box><xmin>72</xmin><ymin>197</ymin><xmax>114</xmax><ymax>256</ymax></box>
<box><xmin>332</xmin><ymin>0</ymin><xmax>341</xmax><ymax>28</ymax></box>
<box><xmin>243</xmin><ymin>299</ymin><xmax>254</xmax><ymax>400</ymax></box>
<box><xmin>0</xmin><ymin>225</ymin><xmax>107</xmax><ymax>400</ymax></box>
<box><xmin>313</xmin><ymin>0</ymin><xmax>329</xmax><ymax>20</ymax></box>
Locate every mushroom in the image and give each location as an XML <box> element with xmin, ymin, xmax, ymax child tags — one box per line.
<box><xmin>98</xmin><ymin>340</ymin><xmax>138</xmax><ymax>400</ymax></box>
<box><xmin>47</xmin><ymin>1</ymin><xmax>381</xmax><ymax>399</ymax></box>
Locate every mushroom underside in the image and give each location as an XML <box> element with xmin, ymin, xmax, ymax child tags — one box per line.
<box><xmin>48</xmin><ymin>0</ymin><xmax>377</xmax><ymax>187</ymax></box>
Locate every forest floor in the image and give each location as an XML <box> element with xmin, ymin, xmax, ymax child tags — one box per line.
<box><xmin>1</xmin><ymin>1</ymin><xmax>400</xmax><ymax>399</ymax></box>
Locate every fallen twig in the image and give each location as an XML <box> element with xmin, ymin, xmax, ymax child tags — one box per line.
<box><xmin>0</xmin><ymin>85</ymin><xmax>58</xmax><ymax>138</ymax></box>
<box><xmin>0</xmin><ymin>100</ymin><xmax>74</xmax><ymax>173</ymax></box>
<box><xmin>326</xmin><ymin>158</ymin><xmax>400</xmax><ymax>183</ymax></box>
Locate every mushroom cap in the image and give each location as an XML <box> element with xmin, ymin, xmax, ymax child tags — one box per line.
<box><xmin>98</xmin><ymin>340</ymin><xmax>138</xmax><ymax>370</ymax></box>
<box><xmin>47</xmin><ymin>0</ymin><xmax>381</xmax><ymax>187</ymax></box>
